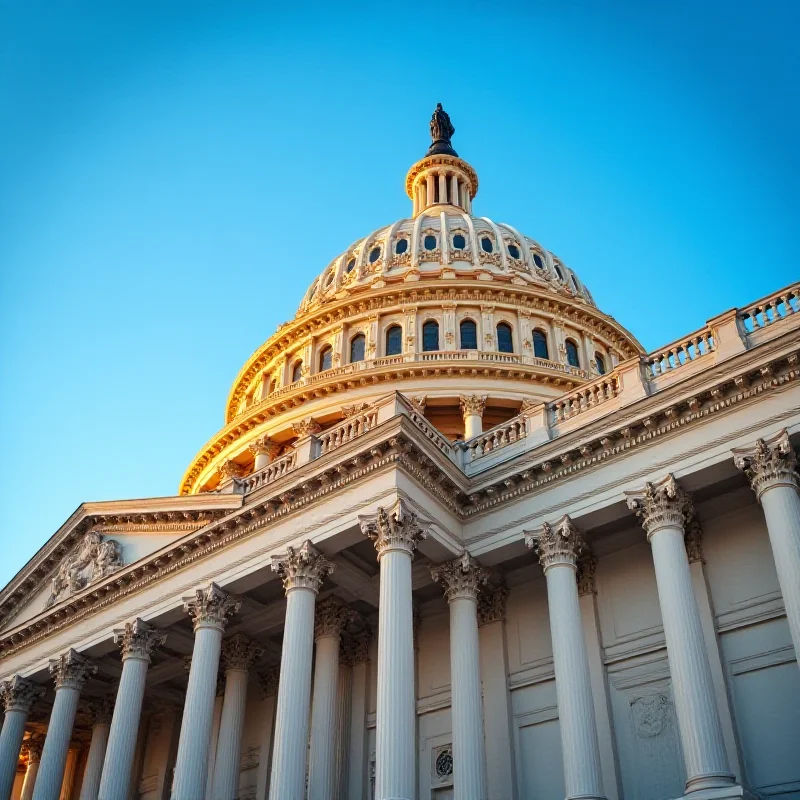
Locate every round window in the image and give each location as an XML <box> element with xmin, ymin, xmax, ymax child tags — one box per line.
<box><xmin>424</xmin><ymin>234</ymin><xmax>437</xmax><ymax>251</ymax></box>
<box><xmin>533</xmin><ymin>253</ymin><xmax>544</xmax><ymax>269</ymax></box>
<box><xmin>508</xmin><ymin>244</ymin><xmax>520</xmax><ymax>259</ymax></box>
<box><xmin>395</xmin><ymin>238</ymin><xmax>408</xmax><ymax>254</ymax></box>
<box><xmin>481</xmin><ymin>237</ymin><xmax>493</xmax><ymax>253</ymax></box>
<box><xmin>369</xmin><ymin>247</ymin><xmax>381</xmax><ymax>263</ymax></box>
<box><xmin>435</xmin><ymin>749</ymin><xmax>453</xmax><ymax>779</ymax></box>
<box><xmin>453</xmin><ymin>234</ymin><xmax>466</xmax><ymax>250</ymax></box>
<box><xmin>346</xmin><ymin>258</ymin><xmax>356</xmax><ymax>273</ymax></box>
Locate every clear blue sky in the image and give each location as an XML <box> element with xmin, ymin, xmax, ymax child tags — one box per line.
<box><xmin>1</xmin><ymin>1</ymin><xmax>797</xmax><ymax>587</ymax></box>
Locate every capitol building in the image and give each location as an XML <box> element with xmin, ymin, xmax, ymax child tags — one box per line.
<box><xmin>1</xmin><ymin>105</ymin><xmax>799</xmax><ymax>800</ymax></box>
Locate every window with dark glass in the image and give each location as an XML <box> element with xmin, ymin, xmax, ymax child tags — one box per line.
<box><xmin>369</xmin><ymin>247</ymin><xmax>381</xmax><ymax>263</ymax></box>
<box><xmin>346</xmin><ymin>258</ymin><xmax>356</xmax><ymax>273</ymax></box>
<box><xmin>319</xmin><ymin>346</ymin><xmax>332</xmax><ymax>372</ymax></box>
<box><xmin>395</xmin><ymin>238</ymin><xmax>408</xmax><ymax>254</ymax></box>
<box><xmin>453</xmin><ymin>233</ymin><xmax>466</xmax><ymax>250</ymax></box>
<box><xmin>554</xmin><ymin>264</ymin><xmax>564</xmax><ymax>281</ymax></box>
<box><xmin>533</xmin><ymin>253</ymin><xmax>544</xmax><ymax>269</ymax></box>
<box><xmin>424</xmin><ymin>234</ymin><xmax>437</xmax><ymax>251</ymax></box>
<box><xmin>508</xmin><ymin>243</ymin><xmax>520</xmax><ymax>259</ymax></box>
<box><xmin>459</xmin><ymin>319</ymin><xmax>477</xmax><ymax>349</ymax></box>
<box><xmin>268</xmin><ymin>379</ymin><xmax>277</xmax><ymax>394</ymax></box>
<box><xmin>595</xmin><ymin>353</ymin><xmax>606</xmax><ymax>375</ymax></box>
<box><xmin>324</xmin><ymin>271</ymin><xmax>334</xmax><ymax>287</ymax></box>
<box><xmin>533</xmin><ymin>329</ymin><xmax>549</xmax><ymax>360</ymax></box>
<box><xmin>566</xmin><ymin>339</ymin><xmax>580</xmax><ymax>368</ymax></box>
<box><xmin>350</xmin><ymin>334</ymin><xmax>366</xmax><ymax>363</ymax></box>
<box><xmin>292</xmin><ymin>361</ymin><xmax>303</xmax><ymax>383</ymax></box>
<box><xmin>481</xmin><ymin>236</ymin><xmax>493</xmax><ymax>253</ymax></box>
<box><xmin>422</xmin><ymin>320</ymin><xmax>439</xmax><ymax>352</ymax></box>
<box><xmin>385</xmin><ymin>325</ymin><xmax>402</xmax><ymax>356</ymax></box>
<box><xmin>496</xmin><ymin>323</ymin><xmax>513</xmax><ymax>353</ymax></box>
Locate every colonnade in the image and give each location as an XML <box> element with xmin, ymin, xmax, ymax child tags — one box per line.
<box><xmin>1</xmin><ymin>432</ymin><xmax>798</xmax><ymax>800</ymax></box>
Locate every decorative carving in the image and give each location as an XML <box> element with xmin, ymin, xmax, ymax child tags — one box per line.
<box><xmin>342</xmin><ymin>403</ymin><xmax>372</xmax><ymax>418</ymax></box>
<box><xmin>459</xmin><ymin>394</ymin><xmax>487</xmax><ymax>418</ymax></box>
<box><xmin>625</xmin><ymin>474</ymin><xmax>693</xmax><ymax>538</ymax></box>
<box><xmin>477</xmin><ymin>583</ymin><xmax>507</xmax><ymax>626</ymax></box>
<box><xmin>524</xmin><ymin>514</ymin><xmax>584</xmax><ymax>569</ymax></box>
<box><xmin>359</xmin><ymin>498</ymin><xmax>428</xmax><ymax>558</ymax></box>
<box><xmin>86</xmin><ymin>697</ymin><xmax>114</xmax><ymax>726</ymax></box>
<box><xmin>256</xmin><ymin>665</ymin><xmax>280</xmax><ymax>698</ymax></box>
<box><xmin>183</xmin><ymin>582</ymin><xmax>241</xmax><ymax>631</ymax></box>
<box><xmin>113</xmin><ymin>618</ymin><xmax>167</xmax><ymax>662</ymax></box>
<box><xmin>340</xmin><ymin>627</ymin><xmax>372</xmax><ymax>666</ymax></box>
<box><xmin>271</xmin><ymin>540</ymin><xmax>334</xmax><ymax>593</ymax></box>
<box><xmin>733</xmin><ymin>428</ymin><xmax>798</xmax><ymax>497</ymax></box>
<box><xmin>0</xmin><ymin>675</ymin><xmax>45</xmax><ymax>713</ymax></box>
<box><xmin>21</xmin><ymin>736</ymin><xmax>44</xmax><ymax>763</ymax></box>
<box><xmin>291</xmin><ymin>417</ymin><xmax>322</xmax><ymax>437</ymax></box>
<box><xmin>217</xmin><ymin>459</ymin><xmax>245</xmax><ymax>482</ymax></box>
<box><xmin>576</xmin><ymin>553</ymin><xmax>598</xmax><ymax>595</ymax></box>
<box><xmin>49</xmin><ymin>649</ymin><xmax>97</xmax><ymax>691</ymax></box>
<box><xmin>45</xmin><ymin>531</ymin><xmax>123</xmax><ymax>608</ymax></box>
<box><xmin>433</xmin><ymin>744</ymin><xmax>454</xmax><ymax>783</ymax></box>
<box><xmin>314</xmin><ymin>596</ymin><xmax>357</xmax><ymax>640</ymax></box>
<box><xmin>431</xmin><ymin>551</ymin><xmax>489</xmax><ymax>601</ymax></box>
<box><xmin>684</xmin><ymin>517</ymin><xmax>704</xmax><ymax>563</ymax></box>
<box><xmin>631</xmin><ymin>693</ymin><xmax>671</xmax><ymax>738</ymax></box>
<box><xmin>248</xmin><ymin>436</ymin><xmax>281</xmax><ymax>460</ymax></box>
<box><xmin>220</xmin><ymin>633</ymin><xmax>264</xmax><ymax>672</ymax></box>
<box><xmin>409</xmin><ymin>395</ymin><xmax>427</xmax><ymax>414</ymax></box>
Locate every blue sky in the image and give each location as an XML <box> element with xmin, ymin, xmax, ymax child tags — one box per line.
<box><xmin>0</xmin><ymin>1</ymin><xmax>797</xmax><ymax>587</ymax></box>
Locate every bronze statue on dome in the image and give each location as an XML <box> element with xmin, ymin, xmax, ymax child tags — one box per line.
<box><xmin>426</xmin><ymin>103</ymin><xmax>458</xmax><ymax>157</ymax></box>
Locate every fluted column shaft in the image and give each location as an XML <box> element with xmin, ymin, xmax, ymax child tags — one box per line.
<box><xmin>308</xmin><ymin>635</ymin><xmax>340</xmax><ymax>799</ymax></box>
<box><xmin>334</xmin><ymin>663</ymin><xmax>352</xmax><ymax>799</ymax></box>
<box><xmin>0</xmin><ymin>709</ymin><xmax>28</xmax><ymax>799</ymax></box>
<box><xmin>33</xmin><ymin>688</ymin><xmax>80</xmax><ymax>800</ymax></box>
<box><xmin>268</xmin><ymin>586</ymin><xmax>316</xmax><ymax>798</ymax></box>
<box><xmin>20</xmin><ymin>756</ymin><xmax>40</xmax><ymax>800</ymax></box>
<box><xmin>79</xmin><ymin>722</ymin><xmax>109</xmax><ymax>800</ymax></box>
<box><xmin>211</xmin><ymin>669</ymin><xmax>248</xmax><ymax>800</ymax></box>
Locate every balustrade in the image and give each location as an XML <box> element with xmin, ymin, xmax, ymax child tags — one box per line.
<box><xmin>319</xmin><ymin>410</ymin><xmax>379</xmax><ymax>455</ymax></box>
<box><xmin>646</xmin><ymin>328</ymin><xmax>715</xmax><ymax>377</ymax></box>
<box><xmin>240</xmin><ymin>451</ymin><xmax>297</xmax><ymax>493</ymax></box>
<box><xmin>551</xmin><ymin>375</ymin><xmax>620</xmax><ymax>423</ymax></box>
<box><xmin>739</xmin><ymin>285</ymin><xmax>799</xmax><ymax>334</ymax></box>
<box><xmin>466</xmin><ymin>415</ymin><xmax>527</xmax><ymax>459</ymax></box>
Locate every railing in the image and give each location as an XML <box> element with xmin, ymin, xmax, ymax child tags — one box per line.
<box><xmin>466</xmin><ymin>414</ymin><xmax>527</xmax><ymax>460</ymax></box>
<box><xmin>551</xmin><ymin>374</ymin><xmax>621</xmax><ymax>423</ymax></box>
<box><xmin>739</xmin><ymin>285</ymin><xmax>799</xmax><ymax>335</ymax></box>
<box><xmin>319</xmin><ymin>408</ymin><xmax>379</xmax><ymax>455</ymax></box>
<box><xmin>407</xmin><ymin>407</ymin><xmax>454</xmax><ymax>456</ymax></box>
<box><xmin>239</xmin><ymin>450</ymin><xmax>297</xmax><ymax>494</ymax></box>
<box><xmin>646</xmin><ymin>328</ymin><xmax>715</xmax><ymax>378</ymax></box>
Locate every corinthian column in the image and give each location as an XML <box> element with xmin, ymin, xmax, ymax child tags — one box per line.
<box><xmin>172</xmin><ymin>583</ymin><xmax>241</xmax><ymax>800</ymax></box>
<box><xmin>33</xmin><ymin>650</ymin><xmax>97</xmax><ymax>800</ymax></box>
<box><xmin>359</xmin><ymin>499</ymin><xmax>427</xmax><ymax>800</ymax></box>
<box><xmin>524</xmin><ymin>517</ymin><xmax>605</xmax><ymax>800</ymax></box>
<box><xmin>460</xmin><ymin>395</ymin><xmax>487</xmax><ymax>439</ymax></box>
<box><xmin>626</xmin><ymin>475</ymin><xmax>735</xmax><ymax>793</ymax></box>
<box><xmin>248</xmin><ymin>435</ymin><xmax>281</xmax><ymax>471</ymax></box>
<box><xmin>308</xmin><ymin>597</ymin><xmax>356</xmax><ymax>800</ymax></box>
<box><xmin>734</xmin><ymin>429</ymin><xmax>800</xmax><ymax>662</ymax></box>
<box><xmin>20</xmin><ymin>738</ymin><xmax>44</xmax><ymax>800</ymax></box>
<box><xmin>98</xmin><ymin>619</ymin><xmax>166</xmax><ymax>800</ymax></box>
<box><xmin>210</xmin><ymin>634</ymin><xmax>264</xmax><ymax>800</ymax></box>
<box><xmin>269</xmin><ymin>541</ymin><xmax>334</xmax><ymax>800</ymax></box>
<box><xmin>431</xmin><ymin>551</ymin><xmax>489</xmax><ymax>800</ymax></box>
<box><xmin>78</xmin><ymin>699</ymin><xmax>113</xmax><ymax>800</ymax></box>
<box><xmin>0</xmin><ymin>676</ymin><xmax>45</xmax><ymax>800</ymax></box>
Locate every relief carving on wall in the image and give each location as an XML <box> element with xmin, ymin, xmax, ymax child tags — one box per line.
<box><xmin>630</xmin><ymin>693</ymin><xmax>671</xmax><ymax>738</ymax></box>
<box><xmin>45</xmin><ymin>531</ymin><xmax>123</xmax><ymax>608</ymax></box>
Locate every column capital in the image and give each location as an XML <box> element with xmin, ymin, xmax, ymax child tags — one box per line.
<box><xmin>314</xmin><ymin>596</ymin><xmax>358</xmax><ymax>640</ymax></box>
<box><xmin>359</xmin><ymin>498</ymin><xmax>427</xmax><ymax>558</ymax></box>
<box><xmin>220</xmin><ymin>633</ymin><xmax>264</xmax><ymax>673</ymax></box>
<box><xmin>49</xmin><ymin>648</ymin><xmax>97</xmax><ymax>691</ymax></box>
<box><xmin>183</xmin><ymin>582</ymin><xmax>241</xmax><ymax>632</ymax></box>
<box><xmin>291</xmin><ymin>416</ymin><xmax>322</xmax><ymax>437</ymax></box>
<box><xmin>113</xmin><ymin>617</ymin><xmax>168</xmax><ymax>661</ymax></box>
<box><xmin>459</xmin><ymin>394</ymin><xmax>487</xmax><ymax>418</ymax></box>
<box><xmin>576</xmin><ymin>553</ymin><xmax>598</xmax><ymax>595</ymax></box>
<box><xmin>271</xmin><ymin>540</ymin><xmax>334</xmax><ymax>593</ymax></box>
<box><xmin>256</xmin><ymin>665</ymin><xmax>280</xmax><ymax>699</ymax></box>
<box><xmin>477</xmin><ymin>583</ymin><xmax>508</xmax><ymax>626</ymax></box>
<box><xmin>0</xmin><ymin>675</ymin><xmax>45</xmax><ymax>713</ymax></box>
<box><xmin>524</xmin><ymin>514</ymin><xmax>585</xmax><ymax>569</ymax></box>
<box><xmin>733</xmin><ymin>428</ymin><xmax>798</xmax><ymax>498</ymax></box>
<box><xmin>431</xmin><ymin>551</ymin><xmax>489</xmax><ymax>601</ymax></box>
<box><xmin>86</xmin><ymin>697</ymin><xmax>114</xmax><ymax>726</ymax></box>
<box><xmin>340</xmin><ymin>627</ymin><xmax>373</xmax><ymax>666</ymax></box>
<box><xmin>21</xmin><ymin>736</ymin><xmax>44</xmax><ymax>764</ymax></box>
<box><xmin>625</xmin><ymin>474</ymin><xmax>693</xmax><ymax>538</ymax></box>
<box><xmin>248</xmin><ymin>434</ymin><xmax>281</xmax><ymax>459</ymax></box>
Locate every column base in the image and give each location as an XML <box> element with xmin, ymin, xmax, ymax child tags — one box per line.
<box><xmin>679</xmin><ymin>785</ymin><xmax>757</xmax><ymax>800</ymax></box>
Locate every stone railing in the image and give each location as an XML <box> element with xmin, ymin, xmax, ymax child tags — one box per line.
<box><xmin>238</xmin><ymin>450</ymin><xmax>297</xmax><ymax>494</ymax></box>
<box><xmin>646</xmin><ymin>327</ymin><xmax>716</xmax><ymax>378</ymax></box>
<box><xmin>465</xmin><ymin>415</ymin><xmax>528</xmax><ymax>460</ymax></box>
<box><xmin>319</xmin><ymin>407</ymin><xmax>379</xmax><ymax>455</ymax></box>
<box><xmin>551</xmin><ymin>374</ymin><xmax>621</xmax><ymax>423</ymax></box>
<box><xmin>738</xmin><ymin>284</ymin><xmax>799</xmax><ymax>335</ymax></box>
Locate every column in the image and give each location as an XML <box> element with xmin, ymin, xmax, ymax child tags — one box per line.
<box><xmin>0</xmin><ymin>676</ymin><xmax>45</xmax><ymax>800</ymax></box>
<box><xmin>308</xmin><ymin>598</ymin><xmax>355</xmax><ymax>800</ymax></box>
<box><xmin>524</xmin><ymin>517</ymin><xmax>606</xmax><ymax>800</ymax></box>
<box><xmin>477</xmin><ymin>586</ymin><xmax>518</xmax><ymax>800</ymax></box>
<box><xmin>334</xmin><ymin>641</ymin><xmax>354</xmax><ymax>800</ymax></box>
<box><xmin>98</xmin><ymin>619</ymin><xmax>167</xmax><ymax>800</ymax></box>
<box><xmin>78</xmin><ymin>700</ymin><xmax>112</xmax><ymax>800</ymax></box>
<box><xmin>172</xmin><ymin>583</ymin><xmax>241</xmax><ymax>800</ymax></box>
<box><xmin>431</xmin><ymin>551</ymin><xmax>489</xmax><ymax>800</ymax></box>
<box><xmin>450</xmin><ymin>174</ymin><xmax>458</xmax><ymax>207</ymax></box>
<box><xmin>345</xmin><ymin>631</ymin><xmax>372</xmax><ymax>800</ymax></box>
<box><xmin>460</xmin><ymin>394</ymin><xmax>487</xmax><ymax>440</ymax></box>
<box><xmin>59</xmin><ymin>744</ymin><xmax>80</xmax><ymax>799</ymax></box>
<box><xmin>20</xmin><ymin>738</ymin><xmax>44</xmax><ymax>800</ymax></box>
<box><xmin>734</xmin><ymin>429</ymin><xmax>800</xmax><ymax>660</ymax></box>
<box><xmin>626</xmin><ymin>475</ymin><xmax>736</xmax><ymax>793</ymax></box>
<box><xmin>249</xmin><ymin>435</ymin><xmax>281</xmax><ymax>471</ymax></box>
<box><xmin>268</xmin><ymin>541</ymin><xmax>334</xmax><ymax>800</ymax></box>
<box><xmin>438</xmin><ymin>172</ymin><xmax>447</xmax><ymax>204</ymax></box>
<box><xmin>359</xmin><ymin>499</ymin><xmax>427</xmax><ymax>800</ymax></box>
<box><xmin>210</xmin><ymin>634</ymin><xmax>264</xmax><ymax>800</ymax></box>
<box><xmin>426</xmin><ymin>173</ymin><xmax>435</xmax><ymax>207</ymax></box>
<box><xmin>254</xmin><ymin>667</ymin><xmax>279</xmax><ymax>800</ymax></box>
<box><xmin>33</xmin><ymin>650</ymin><xmax>97</xmax><ymax>800</ymax></box>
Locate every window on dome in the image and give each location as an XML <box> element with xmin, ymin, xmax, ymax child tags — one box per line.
<box><xmin>565</xmin><ymin>339</ymin><xmax>580</xmax><ymax>368</ymax></box>
<box><xmin>453</xmin><ymin>233</ymin><xmax>466</xmax><ymax>250</ymax></box>
<box><xmin>481</xmin><ymin>236</ymin><xmax>493</xmax><ymax>253</ymax></box>
<box><xmin>424</xmin><ymin>234</ymin><xmax>437</xmax><ymax>251</ymax></box>
<box><xmin>507</xmin><ymin>243</ymin><xmax>520</xmax><ymax>259</ymax></box>
<box><xmin>554</xmin><ymin>263</ymin><xmax>564</xmax><ymax>281</ymax></box>
<box><xmin>460</xmin><ymin>319</ymin><xmax>477</xmax><ymax>349</ymax></box>
<box><xmin>369</xmin><ymin>247</ymin><xmax>381</xmax><ymax>263</ymax></box>
<box><xmin>422</xmin><ymin>320</ymin><xmax>439</xmax><ymax>352</ymax></box>
<box><xmin>497</xmin><ymin>323</ymin><xmax>513</xmax><ymax>353</ymax></box>
<box><xmin>268</xmin><ymin>378</ymin><xmax>277</xmax><ymax>394</ymax></box>
<box><xmin>571</xmin><ymin>274</ymin><xmax>580</xmax><ymax>291</ymax></box>
<box><xmin>386</xmin><ymin>325</ymin><xmax>402</xmax><ymax>356</ymax></box>
<box><xmin>395</xmin><ymin>238</ymin><xmax>408</xmax><ymax>255</ymax></box>
<box><xmin>595</xmin><ymin>353</ymin><xmax>606</xmax><ymax>375</ymax></box>
<box><xmin>533</xmin><ymin>329</ymin><xmax>549</xmax><ymax>360</ymax></box>
<box><xmin>292</xmin><ymin>361</ymin><xmax>303</xmax><ymax>383</ymax></box>
<box><xmin>319</xmin><ymin>346</ymin><xmax>332</xmax><ymax>372</ymax></box>
<box><xmin>533</xmin><ymin>253</ymin><xmax>544</xmax><ymax>269</ymax></box>
<box><xmin>350</xmin><ymin>334</ymin><xmax>366</xmax><ymax>363</ymax></box>
<box><xmin>346</xmin><ymin>258</ymin><xmax>356</xmax><ymax>273</ymax></box>
<box><xmin>324</xmin><ymin>271</ymin><xmax>334</xmax><ymax>287</ymax></box>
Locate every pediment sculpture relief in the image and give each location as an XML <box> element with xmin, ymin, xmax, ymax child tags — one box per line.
<box><xmin>45</xmin><ymin>531</ymin><xmax>123</xmax><ymax>608</ymax></box>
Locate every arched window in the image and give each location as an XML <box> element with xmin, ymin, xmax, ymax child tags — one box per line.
<box><xmin>565</xmin><ymin>339</ymin><xmax>580</xmax><ymax>368</ymax></box>
<box><xmin>292</xmin><ymin>361</ymin><xmax>303</xmax><ymax>383</ymax></box>
<box><xmin>386</xmin><ymin>325</ymin><xmax>402</xmax><ymax>356</ymax></box>
<box><xmin>459</xmin><ymin>319</ymin><xmax>477</xmax><ymax>349</ymax></box>
<box><xmin>595</xmin><ymin>353</ymin><xmax>606</xmax><ymax>375</ymax></box>
<box><xmin>422</xmin><ymin>320</ymin><xmax>439</xmax><ymax>352</ymax></box>
<box><xmin>533</xmin><ymin>329</ymin><xmax>549</xmax><ymax>360</ymax></box>
<box><xmin>496</xmin><ymin>323</ymin><xmax>513</xmax><ymax>353</ymax></box>
<box><xmin>350</xmin><ymin>334</ymin><xmax>366</xmax><ymax>363</ymax></box>
<box><xmin>319</xmin><ymin>346</ymin><xmax>332</xmax><ymax>372</ymax></box>
<box><xmin>268</xmin><ymin>378</ymin><xmax>277</xmax><ymax>394</ymax></box>
<box><xmin>554</xmin><ymin>263</ymin><xmax>564</xmax><ymax>282</ymax></box>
